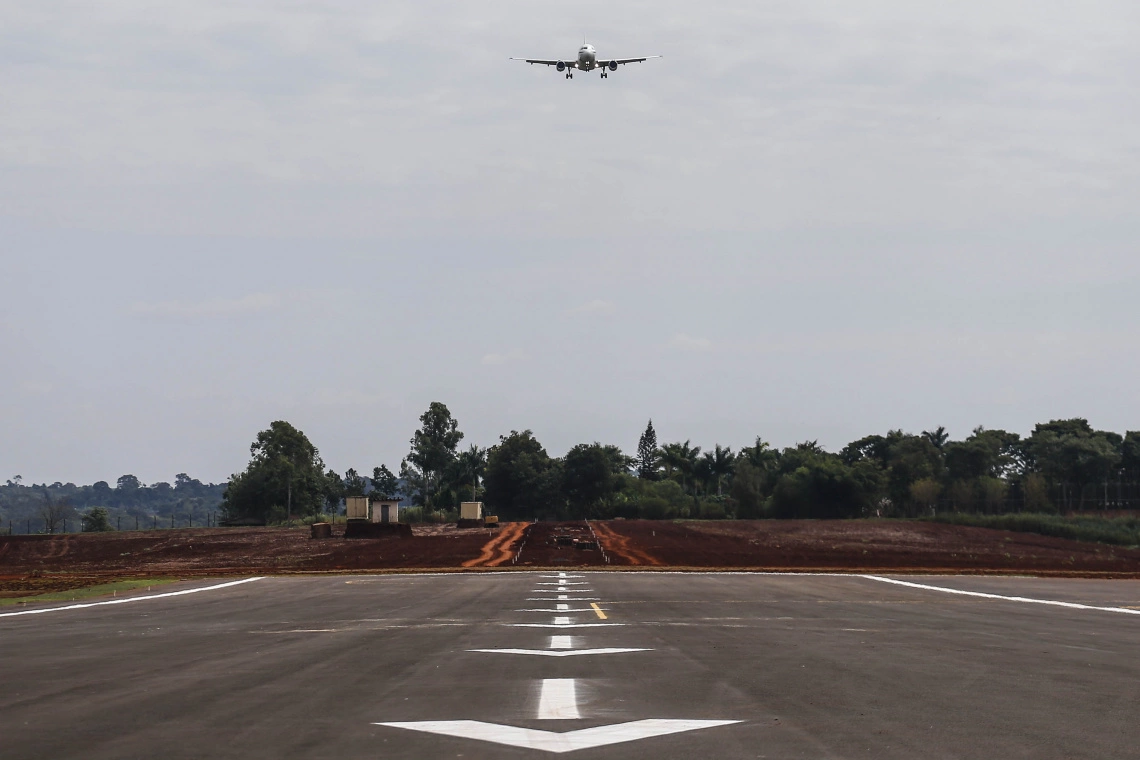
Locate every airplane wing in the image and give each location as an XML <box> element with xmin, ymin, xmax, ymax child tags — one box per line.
<box><xmin>597</xmin><ymin>56</ymin><xmax>662</xmax><ymax>66</ymax></box>
<box><xmin>510</xmin><ymin>58</ymin><xmax>578</xmax><ymax>68</ymax></box>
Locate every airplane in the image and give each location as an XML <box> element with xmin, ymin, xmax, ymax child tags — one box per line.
<box><xmin>511</xmin><ymin>43</ymin><xmax>660</xmax><ymax>79</ymax></box>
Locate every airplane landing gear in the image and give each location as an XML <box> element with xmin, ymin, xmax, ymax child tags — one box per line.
<box><xmin>600</xmin><ymin>72</ymin><xmax>608</xmax><ymax>79</ymax></box>
<box><xmin>565</xmin><ymin>72</ymin><xmax>573</xmax><ymax>79</ymax></box>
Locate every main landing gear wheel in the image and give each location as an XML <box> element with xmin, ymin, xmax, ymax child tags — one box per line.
<box><xmin>601</xmin><ymin>72</ymin><xmax>608</xmax><ymax>78</ymax></box>
<box><xmin>565</xmin><ymin>72</ymin><xmax>573</xmax><ymax>79</ymax></box>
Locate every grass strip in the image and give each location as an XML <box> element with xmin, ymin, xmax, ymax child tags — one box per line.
<box><xmin>0</xmin><ymin>578</ymin><xmax>178</xmax><ymax>606</ymax></box>
<box><xmin>926</xmin><ymin>513</ymin><xmax>1140</xmax><ymax>548</ymax></box>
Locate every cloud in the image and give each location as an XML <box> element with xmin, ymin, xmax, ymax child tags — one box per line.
<box><xmin>129</xmin><ymin>293</ymin><xmax>282</xmax><ymax>319</ymax></box>
<box><xmin>568</xmin><ymin>299</ymin><xmax>616</xmax><ymax>316</ymax></box>
<box><xmin>670</xmin><ymin>332</ymin><xmax>712</xmax><ymax>352</ymax></box>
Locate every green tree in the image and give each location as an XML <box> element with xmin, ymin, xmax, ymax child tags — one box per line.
<box><xmin>483</xmin><ymin>430</ymin><xmax>558</xmax><ymax>520</ymax></box>
<box><xmin>769</xmin><ymin>455</ymin><xmax>880</xmax><ymax>519</ymax></box>
<box><xmin>453</xmin><ymin>445</ymin><xmax>488</xmax><ymax>501</ymax></box>
<box><xmin>702</xmin><ymin>444</ymin><xmax>736</xmax><ymax>497</ymax></box>
<box><xmin>922</xmin><ymin>426</ymin><xmax>950</xmax><ymax>451</ymax></box>
<box><xmin>343</xmin><ymin>469</ymin><xmax>367</xmax><ymax>497</ymax></box>
<box><xmin>222</xmin><ymin>421</ymin><xmax>330</xmax><ymax>522</ymax></box>
<box><xmin>323</xmin><ymin>468</ymin><xmax>345</xmax><ymax>512</ymax></box>
<box><xmin>1024</xmin><ymin>419</ymin><xmax>1122</xmax><ymax>509</ymax></box>
<box><xmin>563</xmin><ymin>443</ymin><xmax>619</xmax><ymax>516</ymax></box>
<box><xmin>730</xmin><ymin>459</ymin><xmax>767</xmax><ymax>518</ymax></box>
<box><xmin>945</xmin><ymin>428</ymin><xmax>1021</xmax><ymax>482</ymax></box>
<box><xmin>885</xmin><ymin>434</ymin><xmax>944</xmax><ymax>514</ymax></box>
<box><xmin>82</xmin><ymin>506</ymin><xmax>113</xmax><ymax>532</ymax></box>
<box><xmin>636</xmin><ymin>420</ymin><xmax>660</xmax><ymax>480</ymax></box>
<box><xmin>660</xmin><ymin>440</ymin><xmax>700</xmax><ymax>493</ymax></box>
<box><xmin>909</xmin><ymin>478</ymin><xmax>942</xmax><ymax>515</ymax></box>
<box><xmin>405</xmin><ymin>402</ymin><xmax>464</xmax><ymax>509</ymax></box>
<box><xmin>1022</xmin><ymin>473</ymin><xmax>1053</xmax><ymax>512</ymax></box>
<box><xmin>370</xmin><ymin>465</ymin><xmax>400</xmax><ymax>500</ymax></box>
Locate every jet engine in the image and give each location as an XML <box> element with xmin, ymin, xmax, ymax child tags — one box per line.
<box><xmin>608</xmin><ymin>60</ymin><xmax>618</xmax><ymax>71</ymax></box>
<box><xmin>556</xmin><ymin>61</ymin><xmax>566</xmax><ymax>72</ymax></box>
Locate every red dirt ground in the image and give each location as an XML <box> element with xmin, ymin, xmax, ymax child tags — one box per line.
<box><xmin>3</xmin><ymin>519</ymin><xmax>1140</xmax><ymax>599</ymax></box>
<box><xmin>596</xmin><ymin>519</ymin><xmax>1140</xmax><ymax>575</ymax></box>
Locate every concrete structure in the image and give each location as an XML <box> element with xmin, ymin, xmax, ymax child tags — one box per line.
<box><xmin>460</xmin><ymin>502</ymin><xmax>483</xmax><ymax>521</ymax></box>
<box><xmin>345</xmin><ymin>496</ymin><xmax>369</xmax><ymax>521</ymax></box>
<box><xmin>371</xmin><ymin>499</ymin><xmax>400</xmax><ymax>524</ymax></box>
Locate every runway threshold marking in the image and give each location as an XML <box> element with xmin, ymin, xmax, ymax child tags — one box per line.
<box><xmin>382</xmin><ymin>571</ymin><xmax>735</xmax><ymax>752</ymax></box>
<box><xmin>862</xmin><ymin>575</ymin><xmax>1140</xmax><ymax>616</ymax></box>
<box><xmin>0</xmin><ymin>577</ymin><xmax>264</xmax><ymax>618</ymax></box>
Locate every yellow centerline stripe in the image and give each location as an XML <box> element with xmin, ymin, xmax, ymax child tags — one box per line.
<box><xmin>590</xmin><ymin>602</ymin><xmax>607</xmax><ymax>620</ymax></box>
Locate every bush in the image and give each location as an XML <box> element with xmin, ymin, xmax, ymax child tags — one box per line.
<box><xmin>927</xmin><ymin>512</ymin><xmax>1140</xmax><ymax>547</ymax></box>
<box><xmin>81</xmin><ymin>507</ymin><xmax>113</xmax><ymax>532</ymax></box>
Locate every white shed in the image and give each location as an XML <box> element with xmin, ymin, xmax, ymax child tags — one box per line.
<box><xmin>371</xmin><ymin>499</ymin><xmax>400</xmax><ymax>524</ymax></box>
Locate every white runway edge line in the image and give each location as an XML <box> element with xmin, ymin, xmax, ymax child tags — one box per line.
<box><xmin>0</xmin><ymin>577</ymin><xmax>265</xmax><ymax>618</ymax></box>
<box><xmin>862</xmin><ymin>575</ymin><xmax>1140</xmax><ymax>616</ymax></box>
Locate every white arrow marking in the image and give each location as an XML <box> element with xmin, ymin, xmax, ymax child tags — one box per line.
<box><xmin>509</xmin><ymin>622</ymin><xmax>622</xmax><ymax>628</ymax></box>
<box><xmin>538</xmin><ymin>679</ymin><xmax>580</xmax><ymax>719</ymax></box>
<box><xmin>468</xmin><ymin>647</ymin><xmax>651</xmax><ymax>657</ymax></box>
<box><xmin>375</xmin><ymin>719</ymin><xmax>742</xmax><ymax>753</ymax></box>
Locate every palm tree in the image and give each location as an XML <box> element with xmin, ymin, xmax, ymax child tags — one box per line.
<box><xmin>922</xmin><ymin>427</ymin><xmax>950</xmax><ymax>451</ymax></box>
<box><xmin>454</xmin><ymin>444</ymin><xmax>487</xmax><ymax>501</ymax></box>
<box><xmin>703</xmin><ymin>444</ymin><xmax>736</xmax><ymax>497</ymax></box>
<box><xmin>660</xmin><ymin>440</ymin><xmax>701</xmax><ymax>494</ymax></box>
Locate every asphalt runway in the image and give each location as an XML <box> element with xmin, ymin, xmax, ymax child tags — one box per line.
<box><xmin>2</xmin><ymin>572</ymin><xmax>1139</xmax><ymax>759</ymax></box>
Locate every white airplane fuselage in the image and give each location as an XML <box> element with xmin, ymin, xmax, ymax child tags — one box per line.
<box><xmin>576</xmin><ymin>44</ymin><xmax>597</xmax><ymax>70</ymax></box>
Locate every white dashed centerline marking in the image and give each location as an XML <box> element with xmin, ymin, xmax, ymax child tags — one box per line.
<box><xmin>538</xmin><ymin>679</ymin><xmax>581</xmax><ymax>719</ymax></box>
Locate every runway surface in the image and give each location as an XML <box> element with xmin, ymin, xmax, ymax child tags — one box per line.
<box><xmin>3</xmin><ymin>571</ymin><xmax>1139</xmax><ymax>759</ymax></box>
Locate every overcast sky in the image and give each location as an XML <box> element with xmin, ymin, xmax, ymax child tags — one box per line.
<box><xmin>2</xmin><ymin>0</ymin><xmax>1138</xmax><ymax>485</ymax></box>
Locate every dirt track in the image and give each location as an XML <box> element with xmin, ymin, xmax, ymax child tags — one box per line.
<box><xmin>591</xmin><ymin>521</ymin><xmax>662</xmax><ymax>566</ymax></box>
<box><xmin>462</xmin><ymin>522</ymin><xmax>526</xmax><ymax>567</ymax></box>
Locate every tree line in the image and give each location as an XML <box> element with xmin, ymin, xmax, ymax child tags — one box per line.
<box><xmin>0</xmin><ymin>474</ymin><xmax>225</xmax><ymax>534</ymax></box>
<box><xmin>219</xmin><ymin>404</ymin><xmax>1140</xmax><ymax>524</ymax></box>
